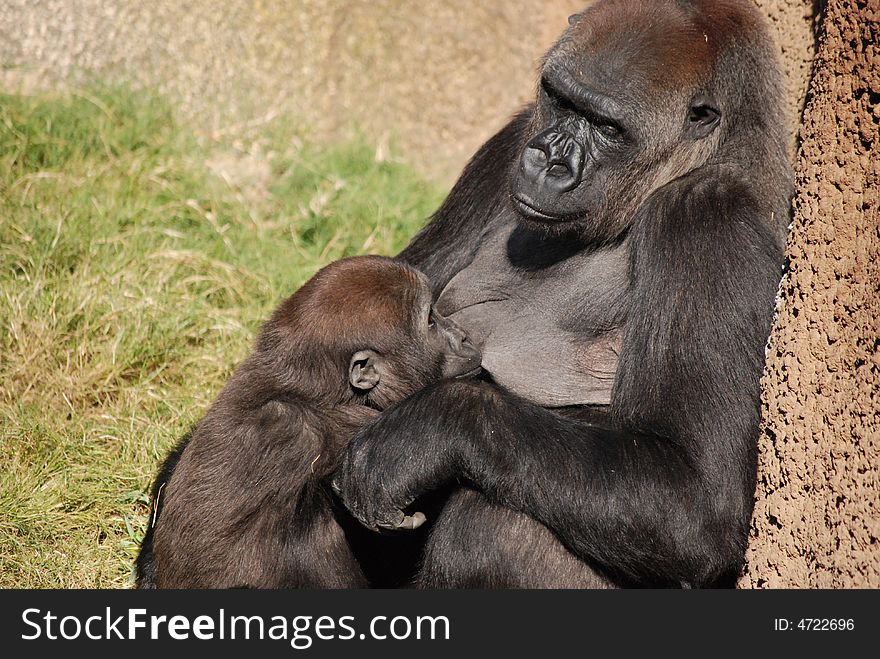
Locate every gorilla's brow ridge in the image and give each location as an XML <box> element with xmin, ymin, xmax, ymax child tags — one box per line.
<box><xmin>542</xmin><ymin>65</ymin><xmax>626</xmax><ymax>127</ymax></box>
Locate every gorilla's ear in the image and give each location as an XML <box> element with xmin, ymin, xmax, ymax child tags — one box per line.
<box><xmin>349</xmin><ymin>350</ymin><xmax>382</xmax><ymax>391</ymax></box>
<box><xmin>568</xmin><ymin>13</ymin><xmax>582</xmax><ymax>26</ymax></box>
<box><xmin>687</xmin><ymin>94</ymin><xmax>721</xmax><ymax>139</ymax></box>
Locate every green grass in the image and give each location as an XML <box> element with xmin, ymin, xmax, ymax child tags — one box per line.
<box><xmin>0</xmin><ymin>85</ymin><xmax>443</xmax><ymax>587</ymax></box>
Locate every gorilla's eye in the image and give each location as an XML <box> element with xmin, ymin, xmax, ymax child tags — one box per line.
<box><xmin>427</xmin><ymin>309</ymin><xmax>435</xmax><ymax>329</ymax></box>
<box><xmin>542</xmin><ymin>80</ymin><xmax>579</xmax><ymax>115</ymax></box>
<box><xmin>689</xmin><ymin>104</ymin><xmax>719</xmax><ymax>124</ymax></box>
<box><xmin>686</xmin><ymin>101</ymin><xmax>721</xmax><ymax>138</ymax></box>
<box><xmin>596</xmin><ymin>122</ymin><xmax>623</xmax><ymax>140</ymax></box>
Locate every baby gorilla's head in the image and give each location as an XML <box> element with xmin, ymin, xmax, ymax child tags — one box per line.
<box><xmin>259</xmin><ymin>255</ymin><xmax>481</xmax><ymax>409</ymax></box>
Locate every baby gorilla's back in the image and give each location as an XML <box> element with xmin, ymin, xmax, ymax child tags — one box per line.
<box><xmin>151</xmin><ymin>398</ymin><xmax>372</xmax><ymax>588</ymax></box>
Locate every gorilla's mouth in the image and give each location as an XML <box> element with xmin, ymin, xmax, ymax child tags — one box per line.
<box><xmin>454</xmin><ymin>365</ymin><xmax>484</xmax><ymax>379</ymax></box>
<box><xmin>511</xmin><ymin>194</ymin><xmax>568</xmax><ymax>223</ymax></box>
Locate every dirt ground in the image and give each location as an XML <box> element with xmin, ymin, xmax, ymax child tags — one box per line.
<box><xmin>1</xmin><ymin>1</ymin><xmax>876</xmax><ymax>587</ymax></box>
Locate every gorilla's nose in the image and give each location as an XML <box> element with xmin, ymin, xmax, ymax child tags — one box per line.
<box><xmin>521</xmin><ymin>128</ymin><xmax>584</xmax><ymax>193</ymax></box>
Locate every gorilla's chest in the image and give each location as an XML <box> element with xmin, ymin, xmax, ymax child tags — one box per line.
<box><xmin>436</xmin><ymin>221</ymin><xmax>629</xmax><ymax>407</ymax></box>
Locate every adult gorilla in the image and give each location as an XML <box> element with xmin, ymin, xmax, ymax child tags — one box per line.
<box><xmin>332</xmin><ymin>0</ymin><xmax>793</xmax><ymax>588</ymax></box>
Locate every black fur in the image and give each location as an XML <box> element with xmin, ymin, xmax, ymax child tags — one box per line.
<box><xmin>333</xmin><ymin>0</ymin><xmax>793</xmax><ymax>588</ymax></box>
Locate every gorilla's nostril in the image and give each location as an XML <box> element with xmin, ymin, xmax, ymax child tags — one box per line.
<box><xmin>521</xmin><ymin>146</ymin><xmax>549</xmax><ymax>179</ymax></box>
<box><xmin>527</xmin><ymin>147</ymin><xmax>548</xmax><ymax>163</ymax></box>
<box><xmin>548</xmin><ymin>163</ymin><xmax>570</xmax><ymax>177</ymax></box>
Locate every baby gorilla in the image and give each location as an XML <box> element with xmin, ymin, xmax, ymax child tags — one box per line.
<box><xmin>137</xmin><ymin>255</ymin><xmax>480</xmax><ymax>588</ymax></box>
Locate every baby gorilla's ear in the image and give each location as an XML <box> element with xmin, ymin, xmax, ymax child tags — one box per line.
<box><xmin>349</xmin><ymin>350</ymin><xmax>383</xmax><ymax>391</ymax></box>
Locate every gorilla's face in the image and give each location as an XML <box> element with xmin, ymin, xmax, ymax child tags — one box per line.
<box><xmin>510</xmin><ymin>1</ymin><xmax>722</xmax><ymax>241</ymax></box>
<box><xmin>510</xmin><ymin>63</ymin><xmax>641</xmax><ymax>230</ymax></box>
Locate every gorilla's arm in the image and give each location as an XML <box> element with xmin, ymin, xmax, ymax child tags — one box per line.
<box><xmin>336</xmin><ymin>381</ymin><xmax>706</xmax><ymax>585</ymax></box>
<box><xmin>397</xmin><ymin>108</ymin><xmax>533</xmax><ymax>296</ymax></box>
<box><xmin>334</xmin><ymin>175</ymin><xmax>785</xmax><ymax>587</ymax></box>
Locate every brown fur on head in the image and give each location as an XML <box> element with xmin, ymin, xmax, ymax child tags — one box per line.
<box><xmin>560</xmin><ymin>0</ymin><xmax>766</xmax><ymax>97</ymax></box>
<box><xmin>248</xmin><ymin>256</ymin><xmax>436</xmax><ymax>409</ymax></box>
<box><xmin>241</xmin><ymin>255</ymin><xmax>479</xmax><ymax>411</ymax></box>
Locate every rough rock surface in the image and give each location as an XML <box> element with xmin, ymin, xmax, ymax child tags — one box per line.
<box><xmin>741</xmin><ymin>0</ymin><xmax>880</xmax><ymax>588</ymax></box>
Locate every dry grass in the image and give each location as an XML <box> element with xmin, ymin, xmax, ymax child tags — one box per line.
<box><xmin>0</xmin><ymin>85</ymin><xmax>442</xmax><ymax>587</ymax></box>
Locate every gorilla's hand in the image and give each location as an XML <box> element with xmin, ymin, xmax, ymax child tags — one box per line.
<box><xmin>332</xmin><ymin>379</ymin><xmax>485</xmax><ymax>532</ymax></box>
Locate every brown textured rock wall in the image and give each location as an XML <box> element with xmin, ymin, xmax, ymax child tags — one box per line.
<box><xmin>741</xmin><ymin>0</ymin><xmax>880</xmax><ymax>588</ymax></box>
